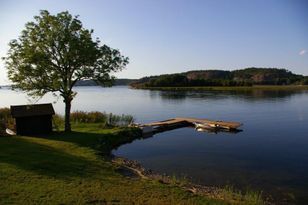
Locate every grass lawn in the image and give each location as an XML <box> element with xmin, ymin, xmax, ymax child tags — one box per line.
<box><xmin>0</xmin><ymin>123</ymin><xmax>262</xmax><ymax>205</ymax></box>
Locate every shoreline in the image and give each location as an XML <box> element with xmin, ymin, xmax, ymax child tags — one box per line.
<box><xmin>111</xmin><ymin>155</ymin><xmax>231</xmax><ymax>201</ymax></box>
<box><xmin>110</xmin><ymin>153</ymin><xmax>275</xmax><ymax>205</ymax></box>
<box><xmin>109</xmin><ymin>126</ymin><xmax>304</xmax><ymax>205</ymax></box>
<box><xmin>130</xmin><ymin>85</ymin><xmax>308</xmax><ymax>91</ymax></box>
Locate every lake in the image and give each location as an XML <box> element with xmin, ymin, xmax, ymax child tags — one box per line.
<box><xmin>1</xmin><ymin>86</ymin><xmax>308</xmax><ymax>203</ymax></box>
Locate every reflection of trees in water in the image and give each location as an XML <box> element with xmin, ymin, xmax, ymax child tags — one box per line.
<box><xmin>149</xmin><ymin>91</ymin><xmax>190</xmax><ymax>100</ymax></box>
<box><xmin>149</xmin><ymin>90</ymin><xmax>226</xmax><ymax>101</ymax></box>
<box><xmin>224</xmin><ymin>89</ymin><xmax>307</xmax><ymax>100</ymax></box>
<box><xmin>149</xmin><ymin>89</ymin><xmax>308</xmax><ymax>102</ymax></box>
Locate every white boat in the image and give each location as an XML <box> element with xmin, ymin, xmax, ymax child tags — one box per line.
<box><xmin>193</xmin><ymin>122</ymin><xmax>226</xmax><ymax>130</ymax></box>
<box><xmin>193</xmin><ymin>122</ymin><xmax>215</xmax><ymax>129</ymax></box>
<box><xmin>6</xmin><ymin>128</ymin><xmax>16</xmax><ymax>136</ymax></box>
<box><xmin>195</xmin><ymin>127</ymin><xmax>218</xmax><ymax>133</ymax></box>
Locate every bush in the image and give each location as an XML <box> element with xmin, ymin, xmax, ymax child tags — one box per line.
<box><xmin>52</xmin><ymin>114</ymin><xmax>64</xmax><ymax>131</ymax></box>
<box><xmin>53</xmin><ymin>111</ymin><xmax>135</xmax><ymax>129</ymax></box>
<box><xmin>0</xmin><ymin>121</ymin><xmax>6</xmax><ymax>135</ymax></box>
<box><xmin>70</xmin><ymin>111</ymin><xmax>107</xmax><ymax>124</ymax></box>
<box><xmin>107</xmin><ymin>113</ymin><xmax>134</xmax><ymax>127</ymax></box>
<box><xmin>0</xmin><ymin>107</ymin><xmax>15</xmax><ymax>135</ymax></box>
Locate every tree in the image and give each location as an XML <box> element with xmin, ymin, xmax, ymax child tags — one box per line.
<box><xmin>3</xmin><ymin>10</ymin><xmax>129</xmax><ymax>132</ymax></box>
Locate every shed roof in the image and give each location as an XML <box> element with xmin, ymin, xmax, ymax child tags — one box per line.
<box><xmin>10</xmin><ymin>103</ymin><xmax>55</xmax><ymax>118</ymax></box>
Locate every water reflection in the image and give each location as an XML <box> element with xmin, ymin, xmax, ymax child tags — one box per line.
<box><xmin>150</xmin><ymin>89</ymin><xmax>308</xmax><ymax>103</ymax></box>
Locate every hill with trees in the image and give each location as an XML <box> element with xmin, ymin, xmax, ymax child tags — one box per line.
<box><xmin>130</xmin><ymin>68</ymin><xmax>308</xmax><ymax>88</ymax></box>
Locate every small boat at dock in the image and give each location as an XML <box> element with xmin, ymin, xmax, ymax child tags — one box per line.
<box><xmin>193</xmin><ymin>122</ymin><xmax>233</xmax><ymax>130</ymax></box>
<box><xmin>193</xmin><ymin>122</ymin><xmax>219</xmax><ymax>129</ymax></box>
<box><xmin>136</xmin><ymin>117</ymin><xmax>243</xmax><ymax>134</ymax></box>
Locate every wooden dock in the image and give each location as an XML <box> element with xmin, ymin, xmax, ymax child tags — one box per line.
<box><xmin>140</xmin><ymin>117</ymin><xmax>242</xmax><ymax>134</ymax></box>
<box><xmin>143</xmin><ymin>118</ymin><xmax>189</xmax><ymax>127</ymax></box>
<box><xmin>136</xmin><ymin>117</ymin><xmax>242</xmax><ymax>134</ymax></box>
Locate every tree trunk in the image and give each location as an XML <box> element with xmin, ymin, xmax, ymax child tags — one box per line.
<box><xmin>64</xmin><ymin>98</ymin><xmax>72</xmax><ymax>132</ymax></box>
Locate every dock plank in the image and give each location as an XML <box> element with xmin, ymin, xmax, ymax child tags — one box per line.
<box><xmin>142</xmin><ymin>117</ymin><xmax>242</xmax><ymax>129</ymax></box>
<box><xmin>177</xmin><ymin>117</ymin><xmax>242</xmax><ymax>129</ymax></box>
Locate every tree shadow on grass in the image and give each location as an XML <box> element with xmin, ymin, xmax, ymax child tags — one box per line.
<box><xmin>0</xmin><ymin>128</ymin><xmax>141</xmax><ymax>179</ymax></box>
<box><xmin>0</xmin><ymin>136</ymin><xmax>103</xmax><ymax>179</ymax></box>
<box><xmin>42</xmin><ymin>129</ymin><xmax>142</xmax><ymax>155</ymax></box>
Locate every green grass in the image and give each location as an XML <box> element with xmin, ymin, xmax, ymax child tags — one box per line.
<box><xmin>133</xmin><ymin>85</ymin><xmax>308</xmax><ymax>91</ymax></box>
<box><xmin>0</xmin><ymin>123</ymin><xmax>264</xmax><ymax>204</ymax></box>
<box><xmin>220</xmin><ymin>186</ymin><xmax>264</xmax><ymax>205</ymax></box>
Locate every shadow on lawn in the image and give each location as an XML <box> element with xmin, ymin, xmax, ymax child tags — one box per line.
<box><xmin>0</xmin><ymin>136</ymin><xmax>105</xmax><ymax>179</ymax></box>
<box><xmin>43</xmin><ymin>128</ymin><xmax>142</xmax><ymax>154</ymax></box>
<box><xmin>0</xmin><ymin>128</ymin><xmax>141</xmax><ymax>179</ymax></box>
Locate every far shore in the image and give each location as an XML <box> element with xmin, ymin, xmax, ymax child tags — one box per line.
<box><xmin>131</xmin><ymin>85</ymin><xmax>308</xmax><ymax>91</ymax></box>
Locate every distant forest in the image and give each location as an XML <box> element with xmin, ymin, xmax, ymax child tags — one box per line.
<box><xmin>75</xmin><ymin>79</ymin><xmax>137</xmax><ymax>86</ymax></box>
<box><xmin>130</xmin><ymin>68</ymin><xmax>308</xmax><ymax>87</ymax></box>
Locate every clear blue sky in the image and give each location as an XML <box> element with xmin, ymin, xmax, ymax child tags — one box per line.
<box><xmin>0</xmin><ymin>0</ymin><xmax>307</xmax><ymax>85</ymax></box>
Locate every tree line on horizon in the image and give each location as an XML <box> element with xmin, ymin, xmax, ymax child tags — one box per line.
<box><xmin>130</xmin><ymin>68</ymin><xmax>308</xmax><ymax>87</ymax></box>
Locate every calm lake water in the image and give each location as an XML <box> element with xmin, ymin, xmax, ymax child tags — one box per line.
<box><xmin>1</xmin><ymin>86</ymin><xmax>308</xmax><ymax>203</ymax></box>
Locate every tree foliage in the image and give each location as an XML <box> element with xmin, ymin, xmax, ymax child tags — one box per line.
<box><xmin>3</xmin><ymin>10</ymin><xmax>129</xmax><ymax>131</ymax></box>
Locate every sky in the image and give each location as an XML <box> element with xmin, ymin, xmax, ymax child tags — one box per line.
<box><xmin>0</xmin><ymin>0</ymin><xmax>307</xmax><ymax>85</ymax></box>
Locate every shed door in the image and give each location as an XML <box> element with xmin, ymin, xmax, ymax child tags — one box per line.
<box><xmin>16</xmin><ymin>115</ymin><xmax>52</xmax><ymax>135</ymax></box>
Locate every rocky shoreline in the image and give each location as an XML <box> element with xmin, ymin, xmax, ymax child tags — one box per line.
<box><xmin>111</xmin><ymin>155</ymin><xmax>274</xmax><ymax>205</ymax></box>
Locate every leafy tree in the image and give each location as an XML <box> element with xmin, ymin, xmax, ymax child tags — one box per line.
<box><xmin>3</xmin><ymin>10</ymin><xmax>129</xmax><ymax>132</ymax></box>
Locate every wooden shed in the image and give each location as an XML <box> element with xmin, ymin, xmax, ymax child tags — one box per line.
<box><xmin>10</xmin><ymin>103</ymin><xmax>55</xmax><ymax>135</ymax></box>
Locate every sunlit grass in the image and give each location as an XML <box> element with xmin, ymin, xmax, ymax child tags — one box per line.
<box><xmin>0</xmin><ymin>124</ymin><xmax>227</xmax><ymax>205</ymax></box>
<box><xmin>0</xmin><ymin>121</ymin><xmax>267</xmax><ymax>205</ymax></box>
<box><xmin>219</xmin><ymin>185</ymin><xmax>264</xmax><ymax>205</ymax></box>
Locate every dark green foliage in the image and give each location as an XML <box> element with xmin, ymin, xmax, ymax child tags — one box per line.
<box><xmin>0</xmin><ymin>108</ymin><xmax>15</xmax><ymax>135</ymax></box>
<box><xmin>4</xmin><ymin>10</ymin><xmax>129</xmax><ymax>95</ymax></box>
<box><xmin>231</xmin><ymin>68</ymin><xmax>302</xmax><ymax>85</ymax></box>
<box><xmin>299</xmin><ymin>76</ymin><xmax>308</xmax><ymax>85</ymax></box>
<box><xmin>74</xmin><ymin>79</ymin><xmax>136</xmax><ymax>86</ymax></box>
<box><xmin>113</xmin><ymin>79</ymin><xmax>137</xmax><ymax>86</ymax></box>
<box><xmin>131</xmin><ymin>68</ymin><xmax>306</xmax><ymax>88</ymax></box>
<box><xmin>145</xmin><ymin>74</ymin><xmax>188</xmax><ymax>87</ymax></box>
<box><xmin>52</xmin><ymin>114</ymin><xmax>65</xmax><ymax>131</ymax></box>
<box><xmin>107</xmin><ymin>113</ymin><xmax>134</xmax><ymax>127</ymax></box>
<box><xmin>70</xmin><ymin>111</ymin><xmax>107</xmax><ymax>123</ymax></box>
<box><xmin>53</xmin><ymin>111</ymin><xmax>134</xmax><ymax>128</ymax></box>
<box><xmin>0</xmin><ymin>108</ymin><xmax>12</xmax><ymax>124</ymax></box>
<box><xmin>3</xmin><ymin>10</ymin><xmax>128</xmax><ymax>132</ymax></box>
